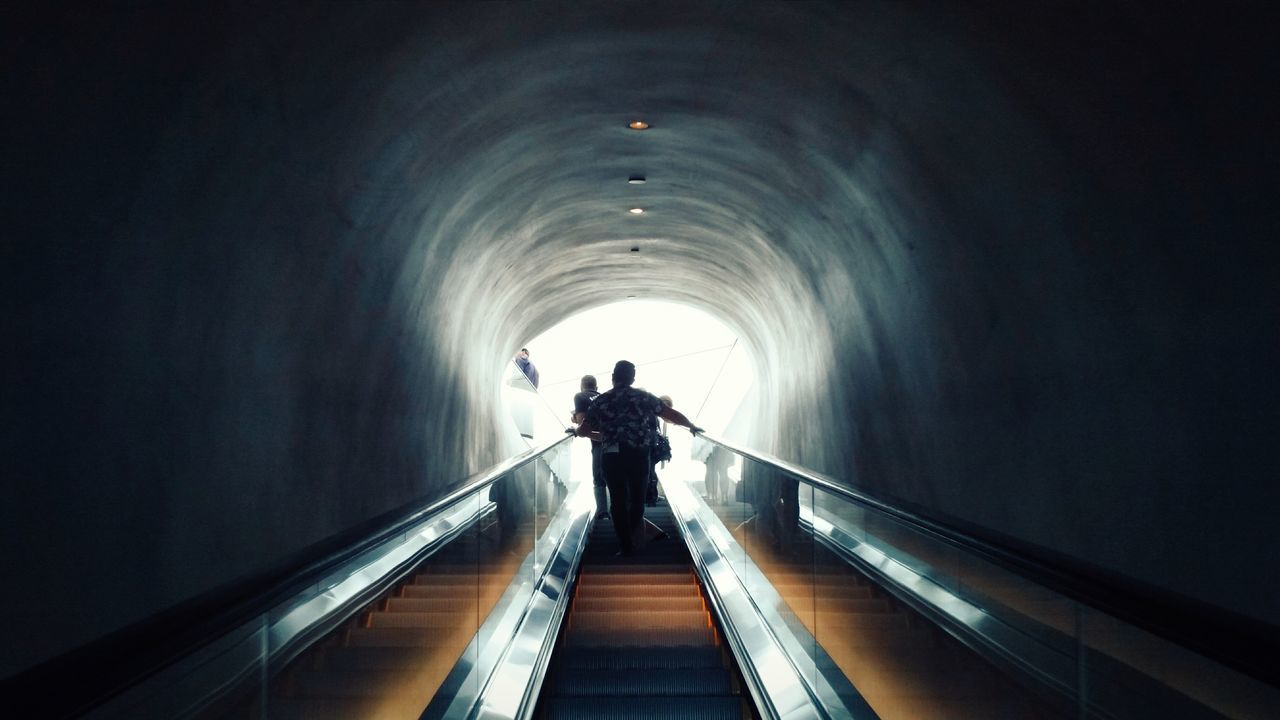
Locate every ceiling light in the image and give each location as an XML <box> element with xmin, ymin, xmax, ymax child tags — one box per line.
<box><xmin>628</xmin><ymin>120</ymin><xmax>649</xmax><ymax>130</ymax></box>
<box><xmin>628</xmin><ymin>175</ymin><xmax>646</xmax><ymax>184</ymax></box>
<box><xmin>628</xmin><ymin>207</ymin><xmax>645</xmax><ymax>214</ymax></box>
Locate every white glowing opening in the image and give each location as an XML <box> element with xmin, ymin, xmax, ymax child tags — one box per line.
<box><xmin>506</xmin><ymin>300</ymin><xmax>754</xmax><ymax>486</ymax></box>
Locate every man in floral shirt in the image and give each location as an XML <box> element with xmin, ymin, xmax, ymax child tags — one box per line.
<box><xmin>571</xmin><ymin>360</ymin><xmax>702</xmax><ymax>556</ymax></box>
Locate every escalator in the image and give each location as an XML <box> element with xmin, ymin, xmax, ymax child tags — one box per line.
<box><xmin>733</xmin><ymin>528</ymin><xmax>1067</xmax><ymax>719</ymax></box>
<box><xmin>700</xmin><ymin>438</ymin><xmax>1280</xmax><ymax>720</ymax></box>
<box><xmin>264</xmin><ymin>504</ymin><xmax>755</xmax><ymax>720</ymax></box>
<box><xmin>231</xmin><ymin>485</ymin><xmax>1071</xmax><ymax>719</ymax></box>
<box><xmin>40</xmin><ymin>434</ymin><xmax>1278</xmax><ymax>720</ymax></box>
<box><xmin>263</xmin><ymin>528</ymin><xmax>509</xmax><ymax>719</ymax></box>
<box><xmin>536</xmin><ymin>505</ymin><xmax>751</xmax><ymax>719</ymax></box>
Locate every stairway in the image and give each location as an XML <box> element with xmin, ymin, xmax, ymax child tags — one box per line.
<box><xmin>538</xmin><ymin>504</ymin><xmax>752</xmax><ymax>720</ymax></box>
<box><xmin>253</xmin><ymin>518</ymin><xmax>532</xmax><ymax>720</ymax></box>
<box><xmin>718</xmin><ymin>504</ymin><xmax>1067</xmax><ymax>720</ymax></box>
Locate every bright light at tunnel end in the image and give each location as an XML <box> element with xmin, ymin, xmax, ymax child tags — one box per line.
<box><xmin>512</xmin><ymin>300</ymin><xmax>755</xmax><ymax>440</ymax></box>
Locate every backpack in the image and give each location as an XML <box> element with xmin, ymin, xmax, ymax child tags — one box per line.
<box><xmin>653</xmin><ymin>433</ymin><xmax>672</xmax><ymax>463</ymax></box>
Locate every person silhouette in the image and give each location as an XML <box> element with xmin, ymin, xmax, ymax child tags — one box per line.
<box><xmin>570</xmin><ymin>360</ymin><xmax>701</xmax><ymax>556</ymax></box>
<box><xmin>514</xmin><ymin>348</ymin><xmax>539</xmax><ymax>388</ymax></box>
<box><xmin>572</xmin><ymin>374</ymin><xmax>608</xmax><ymax>519</ymax></box>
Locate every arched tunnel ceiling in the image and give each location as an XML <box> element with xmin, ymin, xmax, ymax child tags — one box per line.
<box><xmin>4</xmin><ymin>1</ymin><xmax>1277</xmax><ymax>675</ymax></box>
<box><xmin>363</xmin><ymin>12</ymin><xmax>895</xmax><ymax>342</ymax></box>
<box><xmin>290</xmin><ymin>0</ymin><xmax>1002</xmax><ymax>459</ymax></box>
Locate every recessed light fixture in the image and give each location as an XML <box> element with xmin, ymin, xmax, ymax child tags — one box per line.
<box><xmin>628</xmin><ymin>175</ymin><xmax>646</xmax><ymax>184</ymax></box>
<box><xmin>628</xmin><ymin>120</ymin><xmax>649</xmax><ymax>130</ymax></box>
<box><xmin>628</xmin><ymin>207</ymin><xmax>645</xmax><ymax>214</ymax></box>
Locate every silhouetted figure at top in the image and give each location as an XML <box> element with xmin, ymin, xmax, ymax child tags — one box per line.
<box><xmin>514</xmin><ymin>347</ymin><xmax>539</xmax><ymax>388</ymax></box>
<box><xmin>571</xmin><ymin>360</ymin><xmax>701</xmax><ymax>556</ymax></box>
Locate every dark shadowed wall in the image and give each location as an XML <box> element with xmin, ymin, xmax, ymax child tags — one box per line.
<box><xmin>3</xmin><ymin>1</ymin><xmax>1276</xmax><ymax>677</ymax></box>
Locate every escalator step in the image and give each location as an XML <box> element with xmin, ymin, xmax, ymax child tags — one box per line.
<box><xmin>585</xmin><ymin>563</ymin><xmax>691</xmax><ymax>574</ymax></box>
<box><xmin>577</xmin><ymin>572</ymin><xmax>694</xmax><ymax>586</ymax></box>
<box><xmin>313</xmin><ymin>646</ymin><xmax>436</xmax><ymax>671</ymax></box>
<box><xmin>385</xmin><ymin>597</ymin><xmax>475</xmax><ymax>613</ymax></box>
<box><xmin>538</xmin><ymin>507</ymin><xmax>747</xmax><ymax>718</ymax></box>
<box><xmin>543</xmin><ymin>696</ymin><xmax>743</xmax><ymax>720</ymax></box>
<box><xmin>287</xmin><ymin>668</ymin><xmax>431</xmax><ymax>698</ymax></box>
<box><xmin>557</xmin><ymin>646</ymin><xmax>724</xmax><ymax>671</ymax></box>
<box><xmin>567</xmin><ymin>627</ymin><xmax>716</xmax><ymax>647</ymax></box>
<box><xmin>368</xmin><ymin>611</ymin><xmax>470</xmax><ymax>628</ymax></box>
<box><xmin>411</xmin><ymin>573</ymin><xmax>510</xmax><ymax>586</ymax></box>
<box><xmin>346</xmin><ymin>627</ymin><xmax>464</xmax><ymax>647</ymax></box>
<box><xmin>400</xmin><ymin>584</ymin><xmax>477</xmax><ymax>598</ymax></box>
<box><xmin>570</xmin><ymin>610</ymin><xmax>708</xmax><ymax>632</ymax></box>
<box><xmin>576</xmin><ymin>584</ymin><xmax>697</xmax><ymax>599</ymax></box>
<box><xmin>553</xmin><ymin>668</ymin><xmax>733</xmax><ymax>697</ymax></box>
<box><xmin>581</xmin><ymin>552</ymin><xmax>689</xmax><ymax>565</ymax></box>
<box><xmin>574</xmin><ymin>596</ymin><xmax>703</xmax><ymax>613</ymax></box>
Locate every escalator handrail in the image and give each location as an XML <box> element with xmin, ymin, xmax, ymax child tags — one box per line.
<box><xmin>2</xmin><ymin>434</ymin><xmax>573</xmax><ymax>718</ymax></box>
<box><xmin>698</xmin><ymin>432</ymin><xmax>1280</xmax><ymax>688</ymax></box>
<box><xmin>303</xmin><ymin>433</ymin><xmax>572</xmax><ymax>579</ymax></box>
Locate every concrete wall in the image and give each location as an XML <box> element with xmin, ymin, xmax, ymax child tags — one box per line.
<box><xmin>3</xmin><ymin>2</ymin><xmax>1276</xmax><ymax>677</ymax></box>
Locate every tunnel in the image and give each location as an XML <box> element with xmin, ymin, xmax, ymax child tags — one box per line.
<box><xmin>3</xmin><ymin>2</ymin><xmax>1278</xmax><ymax>716</ymax></box>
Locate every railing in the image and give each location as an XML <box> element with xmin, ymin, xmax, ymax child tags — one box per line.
<box><xmin>422</xmin><ymin>482</ymin><xmax>594</xmax><ymax>720</ymax></box>
<box><xmin>14</xmin><ymin>424</ymin><xmax>1275</xmax><ymax>719</ymax></box>
<box><xmin>685</xmin><ymin>432</ymin><xmax>1280</xmax><ymax>720</ymax></box>
<box><xmin>4</xmin><ymin>435</ymin><xmax>573</xmax><ymax>719</ymax></box>
<box><xmin>661</xmin><ymin>466</ymin><xmax>878</xmax><ymax>719</ymax></box>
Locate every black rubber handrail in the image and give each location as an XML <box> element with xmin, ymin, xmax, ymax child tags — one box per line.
<box><xmin>0</xmin><ymin>435</ymin><xmax>572</xmax><ymax>718</ymax></box>
<box><xmin>699</xmin><ymin>432</ymin><xmax>1280</xmax><ymax>689</ymax></box>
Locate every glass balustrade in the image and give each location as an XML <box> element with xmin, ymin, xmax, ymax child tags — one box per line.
<box><xmin>107</xmin><ymin>427</ymin><xmax>1277</xmax><ymax>720</ymax></box>
<box><xmin>140</xmin><ymin>440</ymin><xmax>581</xmax><ymax>720</ymax></box>
<box><xmin>659</xmin><ymin>438</ymin><xmax>1277</xmax><ymax>720</ymax></box>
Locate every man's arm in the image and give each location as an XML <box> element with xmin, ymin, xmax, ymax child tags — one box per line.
<box><xmin>571</xmin><ymin>416</ymin><xmax>596</xmax><ymax>437</ymax></box>
<box><xmin>658</xmin><ymin>405</ymin><xmax>703</xmax><ymax>433</ymax></box>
